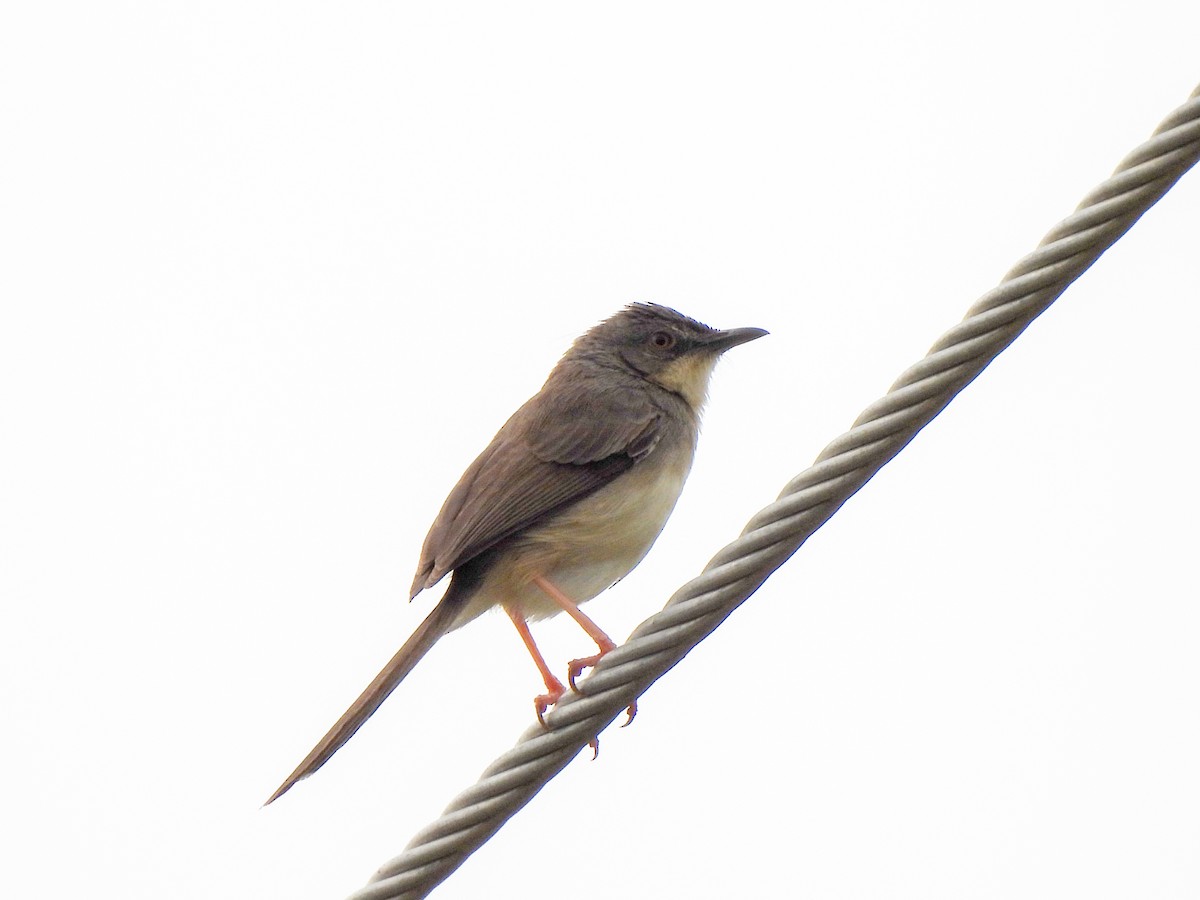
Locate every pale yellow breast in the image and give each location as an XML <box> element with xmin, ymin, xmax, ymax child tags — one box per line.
<box><xmin>452</xmin><ymin>426</ymin><xmax>697</xmax><ymax>626</ymax></box>
<box><xmin>532</xmin><ymin>444</ymin><xmax>692</xmax><ymax>569</ymax></box>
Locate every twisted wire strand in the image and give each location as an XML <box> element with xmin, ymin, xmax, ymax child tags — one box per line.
<box><xmin>349</xmin><ymin>83</ymin><xmax>1200</xmax><ymax>900</ymax></box>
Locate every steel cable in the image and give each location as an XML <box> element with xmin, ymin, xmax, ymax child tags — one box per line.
<box><xmin>348</xmin><ymin>82</ymin><xmax>1200</xmax><ymax>900</ymax></box>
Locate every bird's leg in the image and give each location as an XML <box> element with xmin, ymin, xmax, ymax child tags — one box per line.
<box><xmin>531</xmin><ymin>574</ymin><xmax>637</xmax><ymax>726</ymax></box>
<box><xmin>504</xmin><ymin>604</ymin><xmax>565</xmax><ymax>726</ymax></box>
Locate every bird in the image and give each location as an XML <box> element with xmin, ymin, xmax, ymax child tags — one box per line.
<box><xmin>266</xmin><ymin>303</ymin><xmax>766</xmax><ymax>804</ymax></box>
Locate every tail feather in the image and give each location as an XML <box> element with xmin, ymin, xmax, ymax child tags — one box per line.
<box><xmin>265</xmin><ymin>596</ymin><xmax>461</xmax><ymax>805</ymax></box>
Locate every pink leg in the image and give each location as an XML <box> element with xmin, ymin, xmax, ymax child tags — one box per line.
<box><xmin>530</xmin><ymin>574</ymin><xmax>638</xmax><ymax>727</ymax></box>
<box><xmin>504</xmin><ymin>604</ymin><xmax>565</xmax><ymax>726</ymax></box>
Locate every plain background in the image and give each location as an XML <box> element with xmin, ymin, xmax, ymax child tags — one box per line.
<box><xmin>2</xmin><ymin>4</ymin><xmax>1198</xmax><ymax>898</ymax></box>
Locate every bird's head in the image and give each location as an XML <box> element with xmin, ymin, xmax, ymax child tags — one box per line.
<box><xmin>570</xmin><ymin>302</ymin><xmax>767</xmax><ymax>412</ymax></box>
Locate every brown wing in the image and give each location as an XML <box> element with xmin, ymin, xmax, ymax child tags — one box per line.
<box><xmin>410</xmin><ymin>377</ymin><xmax>662</xmax><ymax>596</ymax></box>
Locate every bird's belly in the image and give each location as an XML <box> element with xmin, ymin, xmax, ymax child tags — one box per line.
<box><xmin>453</xmin><ymin>448</ymin><xmax>693</xmax><ymax>626</ymax></box>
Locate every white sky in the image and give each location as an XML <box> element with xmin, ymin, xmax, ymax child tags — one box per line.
<box><xmin>3</xmin><ymin>4</ymin><xmax>1198</xmax><ymax>899</ymax></box>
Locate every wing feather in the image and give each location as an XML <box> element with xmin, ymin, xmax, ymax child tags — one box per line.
<box><xmin>410</xmin><ymin>376</ymin><xmax>661</xmax><ymax>595</ymax></box>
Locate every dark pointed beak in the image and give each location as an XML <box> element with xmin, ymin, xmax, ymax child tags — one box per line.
<box><xmin>702</xmin><ymin>326</ymin><xmax>769</xmax><ymax>354</ymax></box>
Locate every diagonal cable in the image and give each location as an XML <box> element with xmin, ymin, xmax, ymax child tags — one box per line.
<box><xmin>348</xmin><ymin>83</ymin><xmax>1200</xmax><ymax>900</ymax></box>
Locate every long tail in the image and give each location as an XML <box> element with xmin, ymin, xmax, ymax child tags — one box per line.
<box><xmin>264</xmin><ymin>595</ymin><xmax>462</xmax><ymax>805</ymax></box>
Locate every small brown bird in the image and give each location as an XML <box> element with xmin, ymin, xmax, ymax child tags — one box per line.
<box><xmin>267</xmin><ymin>303</ymin><xmax>765</xmax><ymax>803</ymax></box>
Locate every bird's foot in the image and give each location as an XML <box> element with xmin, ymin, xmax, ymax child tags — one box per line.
<box><xmin>534</xmin><ymin>686</ymin><xmax>604</xmax><ymax>758</ymax></box>
<box><xmin>567</xmin><ymin>652</ymin><xmax>637</xmax><ymax>726</ymax></box>
<box><xmin>534</xmin><ymin>676</ymin><xmax>566</xmax><ymax>727</ymax></box>
<box><xmin>567</xmin><ymin>651</ymin><xmax>604</xmax><ymax>691</ymax></box>
<box><xmin>566</xmin><ymin>635</ymin><xmax>617</xmax><ymax>692</ymax></box>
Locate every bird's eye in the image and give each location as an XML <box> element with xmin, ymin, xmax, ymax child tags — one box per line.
<box><xmin>650</xmin><ymin>331</ymin><xmax>675</xmax><ymax>349</ymax></box>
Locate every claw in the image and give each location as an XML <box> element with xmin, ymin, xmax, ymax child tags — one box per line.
<box><xmin>567</xmin><ymin>652</ymin><xmax>605</xmax><ymax>692</ymax></box>
<box><xmin>620</xmin><ymin>700</ymin><xmax>638</xmax><ymax>727</ymax></box>
<box><xmin>567</xmin><ymin>650</ymin><xmax>637</xmax><ymax>728</ymax></box>
<box><xmin>534</xmin><ymin>682</ymin><xmax>565</xmax><ymax>728</ymax></box>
